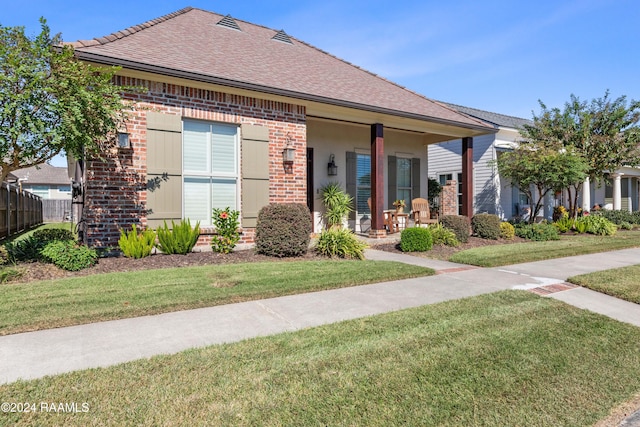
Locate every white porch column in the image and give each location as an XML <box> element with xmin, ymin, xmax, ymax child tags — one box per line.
<box><xmin>612</xmin><ymin>173</ymin><xmax>622</xmax><ymax>211</ymax></box>
<box><xmin>582</xmin><ymin>177</ymin><xmax>591</xmax><ymax>212</ymax></box>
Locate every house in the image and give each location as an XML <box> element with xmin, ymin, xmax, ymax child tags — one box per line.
<box><xmin>12</xmin><ymin>164</ymin><xmax>71</xmax><ymax>200</ymax></box>
<box><xmin>12</xmin><ymin>164</ymin><xmax>71</xmax><ymax>222</ymax></box>
<box><xmin>428</xmin><ymin>104</ymin><xmax>640</xmax><ymax>219</ymax></box>
<box><xmin>428</xmin><ymin>104</ymin><xmax>533</xmax><ymax>219</ymax></box>
<box><xmin>69</xmin><ymin>7</ymin><xmax>495</xmax><ymax>248</ymax></box>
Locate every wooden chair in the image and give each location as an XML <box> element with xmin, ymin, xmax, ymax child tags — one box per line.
<box><xmin>412</xmin><ymin>198</ymin><xmax>437</xmax><ymax>226</ymax></box>
<box><xmin>368</xmin><ymin>198</ymin><xmax>397</xmax><ymax>232</ymax></box>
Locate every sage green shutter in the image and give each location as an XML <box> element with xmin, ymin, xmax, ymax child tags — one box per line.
<box><xmin>146</xmin><ymin>111</ymin><xmax>182</xmax><ymax>229</ymax></box>
<box><xmin>346</xmin><ymin>151</ymin><xmax>357</xmax><ymax>220</ymax></box>
<box><xmin>412</xmin><ymin>157</ymin><xmax>421</xmax><ymax>199</ymax></box>
<box><xmin>241</xmin><ymin>124</ymin><xmax>269</xmax><ymax>228</ymax></box>
<box><xmin>388</xmin><ymin>155</ymin><xmax>397</xmax><ymax>209</ymax></box>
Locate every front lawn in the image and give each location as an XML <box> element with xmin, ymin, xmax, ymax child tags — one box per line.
<box><xmin>568</xmin><ymin>265</ymin><xmax>640</xmax><ymax>304</ymax></box>
<box><xmin>0</xmin><ymin>260</ymin><xmax>432</xmax><ymax>335</ymax></box>
<box><xmin>449</xmin><ymin>231</ymin><xmax>640</xmax><ymax>267</ymax></box>
<box><xmin>2</xmin><ymin>291</ymin><xmax>640</xmax><ymax>426</ymax></box>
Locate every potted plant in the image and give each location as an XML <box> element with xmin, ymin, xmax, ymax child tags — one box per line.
<box><xmin>320</xmin><ymin>182</ymin><xmax>354</xmax><ymax>229</ymax></box>
<box><xmin>393</xmin><ymin>199</ymin><xmax>406</xmax><ymax>213</ymax></box>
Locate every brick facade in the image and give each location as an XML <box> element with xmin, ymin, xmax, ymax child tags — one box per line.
<box><xmin>84</xmin><ymin>77</ymin><xmax>307</xmax><ymax>248</ymax></box>
<box><xmin>440</xmin><ymin>180</ymin><xmax>459</xmax><ymax>217</ymax></box>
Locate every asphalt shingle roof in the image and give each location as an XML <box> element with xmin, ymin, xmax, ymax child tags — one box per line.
<box><xmin>12</xmin><ymin>164</ymin><xmax>70</xmax><ymax>185</ymax></box>
<box><xmin>442</xmin><ymin>103</ymin><xmax>533</xmax><ymax>129</ymax></box>
<box><xmin>71</xmin><ymin>7</ymin><xmax>492</xmax><ymax>132</ymax></box>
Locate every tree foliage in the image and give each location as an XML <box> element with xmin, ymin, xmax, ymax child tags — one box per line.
<box><xmin>521</xmin><ymin>92</ymin><xmax>640</xmax><ymax>180</ymax></box>
<box><xmin>0</xmin><ymin>18</ymin><xmax>131</xmax><ymax>183</ymax></box>
<box><xmin>520</xmin><ymin>91</ymin><xmax>640</xmax><ymax>217</ymax></box>
<box><xmin>497</xmin><ymin>146</ymin><xmax>587</xmax><ymax>223</ymax></box>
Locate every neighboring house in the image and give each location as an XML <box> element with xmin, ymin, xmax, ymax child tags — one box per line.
<box><xmin>428</xmin><ymin>104</ymin><xmax>532</xmax><ymax>219</ymax></box>
<box><xmin>428</xmin><ymin>104</ymin><xmax>640</xmax><ymax>219</ymax></box>
<box><xmin>12</xmin><ymin>164</ymin><xmax>71</xmax><ymax>200</ymax></box>
<box><xmin>12</xmin><ymin>164</ymin><xmax>71</xmax><ymax>222</ymax></box>
<box><xmin>69</xmin><ymin>7</ymin><xmax>495</xmax><ymax>248</ymax></box>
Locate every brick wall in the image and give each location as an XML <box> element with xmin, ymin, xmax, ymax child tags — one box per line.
<box><xmin>440</xmin><ymin>180</ymin><xmax>458</xmax><ymax>217</ymax></box>
<box><xmin>84</xmin><ymin>77</ymin><xmax>307</xmax><ymax>248</ymax></box>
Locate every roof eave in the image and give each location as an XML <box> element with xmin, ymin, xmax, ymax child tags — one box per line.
<box><xmin>76</xmin><ymin>51</ymin><xmax>495</xmax><ymax>134</ymax></box>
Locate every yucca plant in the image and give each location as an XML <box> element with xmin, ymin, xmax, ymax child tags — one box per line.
<box><xmin>156</xmin><ymin>219</ymin><xmax>200</xmax><ymax>255</ymax></box>
<box><xmin>118</xmin><ymin>224</ymin><xmax>156</xmax><ymax>259</ymax></box>
<box><xmin>320</xmin><ymin>182</ymin><xmax>353</xmax><ymax>229</ymax></box>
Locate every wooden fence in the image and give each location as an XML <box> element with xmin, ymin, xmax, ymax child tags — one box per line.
<box><xmin>0</xmin><ymin>182</ymin><xmax>43</xmax><ymax>239</ymax></box>
<box><xmin>42</xmin><ymin>199</ymin><xmax>72</xmax><ymax>223</ymax></box>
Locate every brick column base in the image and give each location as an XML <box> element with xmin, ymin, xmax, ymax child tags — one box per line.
<box><xmin>368</xmin><ymin>229</ymin><xmax>388</xmax><ymax>238</ymax></box>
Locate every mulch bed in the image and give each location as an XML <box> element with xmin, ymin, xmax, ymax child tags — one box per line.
<box><xmin>9</xmin><ymin>249</ymin><xmax>326</xmax><ymax>284</ymax></box>
<box><xmin>6</xmin><ymin>236</ymin><xmax>526</xmax><ymax>284</ymax></box>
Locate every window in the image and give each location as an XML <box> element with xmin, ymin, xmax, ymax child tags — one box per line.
<box><xmin>396</xmin><ymin>158</ymin><xmax>412</xmax><ymax>207</ymax></box>
<box><xmin>28</xmin><ymin>185</ymin><xmax>50</xmax><ymax>199</ymax></box>
<box><xmin>439</xmin><ymin>173</ymin><xmax>463</xmax><ymax>215</ymax></box>
<box><xmin>183</xmin><ymin>120</ymin><xmax>238</xmax><ymax>225</ymax></box>
<box><xmin>58</xmin><ymin>186</ymin><xmax>71</xmax><ymax>193</ymax></box>
<box><xmin>356</xmin><ymin>153</ymin><xmax>371</xmax><ymax>215</ymax></box>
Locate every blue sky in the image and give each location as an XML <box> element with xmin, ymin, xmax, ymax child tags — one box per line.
<box><xmin>4</xmin><ymin>1</ymin><xmax>639</xmax><ymax>165</ymax></box>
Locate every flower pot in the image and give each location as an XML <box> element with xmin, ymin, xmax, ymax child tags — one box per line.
<box><xmin>395</xmin><ymin>206</ymin><xmax>404</xmax><ymax>214</ymax></box>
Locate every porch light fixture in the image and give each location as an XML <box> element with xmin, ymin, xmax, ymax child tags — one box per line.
<box><xmin>117</xmin><ymin>132</ymin><xmax>130</xmax><ymax>149</ymax></box>
<box><xmin>327</xmin><ymin>154</ymin><xmax>338</xmax><ymax>176</ymax></box>
<box><xmin>282</xmin><ymin>133</ymin><xmax>295</xmax><ymax>173</ymax></box>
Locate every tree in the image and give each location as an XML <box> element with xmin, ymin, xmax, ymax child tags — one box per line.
<box><xmin>496</xmin><ymin>145</ymin><xmax>587</xmax><ymax>223</ymax></box>
<box><xmin>521</xmin><ymin>91</ymin><xmax>640</xmax><ymax>216</ymax></box>
<box><xmin>0</xmin><ymin>18</ymin><xmax>131</xmax><ymax>184</ymax></box>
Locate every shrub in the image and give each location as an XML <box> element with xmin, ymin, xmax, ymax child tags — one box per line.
<box><xmin>552</xmin><ymin>206</ymin><xmax>568</xmax><ymax>221</ymax></box>
<box><xmin>500</xmin><ymin>222</ymin><xmax>515</xmax><ymax>240</ymax></box>
<box><xmin>256</xmin><ymin>203</ymin><xmax>311</xmax><ymax>257</ymax></box>
<box><xmin>439</xmin><ymin>215</ymin><xmax>471</xmax><ymax>243</ymax></box>
<box><xmin>515</xmin><ymin>223</ymin><xmax>559</xmax><ymax>241</ymax></box>
<box><xmin>5</xmin><ymin>236</ymin><xmax>47</xmax><ymax>263</ymax></box>
<box><xmin>41</xmin><ymin>240</ymin><xmax>98</xmax><ymax>271</ymax></box>
<box><xmin>471</xmin><ymin>213</ymin><xmax>501</xmax><ymax>240</ymax></box>
<box><xmin>156</xmin><ymin>219</ymin><xmax>200</xmax><ymax>255</ymax></box>
<box><xmin>553</xmin><ymin>217</ymin><xmax>575</xmax><ymax>233</ymax></box>
<box><xmin>429</xmin><ymin>223</ymin><xmax>459</xmax><ymax>247</ymax></box>
<box><xmin>400</xmin><ymin>227</ymin><xmax>433</xmax><ymax>252</ymax></box>
<box><xmin>32</xmin><ymin>228</ymin><xmax>75</xmax><ymax>243</ymax></box>
<box><xmin>619</xmin><ymin>221</ymin><xmax>634</xmax><ymax>230</ymax></box>
<box><xmin>315</xmin><ymin>228</ymin><xmax>367</xmax><ymax>260</ymax></box>
<box><xmin>574</xmin><ymin>220</ymin><xmax>587</xmax><ymax>234</ymax></box>
<box><xmin>211</xmin><ymin>208</ymin><xmax>240</xmax><ymax>254</ymax></box>
<box><xmin>595</xmin><ymin>209</ymin><xmax>640</xmax><ymax>225</ymax></box>
<box><xmin>576</xmin><ymin>215</ymin><xmax>617</xmax><ymax>236</ymax></box>
<box><xmin>118</xmin><ymin>224</ymin><xmax>156</xmax><ymax>259</ymax></box>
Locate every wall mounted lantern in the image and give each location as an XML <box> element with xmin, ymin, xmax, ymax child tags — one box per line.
<box><xmin>282</xmin><ymin>133</ymin><xmax>295</xmax><ymax>173</ymax></box>
<box><xmin>327</xmin><ymin>154</ymin><xmax>338</xmax><ymax>176</ymax></box>
<box><xmin>117</xmin><ymin>132</ymin><xmax>131</xmax><ymax>149</ymax></box>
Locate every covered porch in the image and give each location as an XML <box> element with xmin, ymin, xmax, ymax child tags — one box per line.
<box><xmin>306</xmin><ymin>109</ymin><xmax>494</xmax><ymax>237</ymax></box>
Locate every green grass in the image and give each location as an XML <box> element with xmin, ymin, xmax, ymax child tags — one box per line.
<box><xmin>0</xmin><ymin>260</ymin><xmax>432</xmax><ymax>335</ymax></box>
<box><xmin>2</xmin><ymin>291</ymin><xmax>640</xmax><ymax>426</ymax></box>
<box><xmin>1</xmin><ymin>222</ymin><xmax>74</xmax><ymax>244</ymax></box>
<box><xmin>449</xmin><ymin>231</ymin><xmax>640</xmax><ymax>267</ymax></box>
<box><xmin>568</xmin><ymin>265</ymin><xmax>640</xmax><ymax>304</ymax></box>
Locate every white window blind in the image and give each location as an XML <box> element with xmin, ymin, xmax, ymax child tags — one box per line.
<box><xmin>183</xmin><ymin>120</ymin><xmax>238</xmax><ymax>225</ymax></box>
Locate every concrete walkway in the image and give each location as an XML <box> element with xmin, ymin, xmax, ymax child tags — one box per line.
<box><xmin>1</xmin><ymin>248</ymin><xmax>640</xmax><ymax>386</ymax></box>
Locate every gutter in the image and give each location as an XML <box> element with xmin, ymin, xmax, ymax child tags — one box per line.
<box><xmin>76</xmin><ymin>51</ymin><xmax>496</xmax><ymax>134</ymax></box>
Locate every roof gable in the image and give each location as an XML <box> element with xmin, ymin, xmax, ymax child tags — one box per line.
<box><xmin>71</xmin><ymin>7</ymin><xmax>492</xmax><ymax>132</ymax></box>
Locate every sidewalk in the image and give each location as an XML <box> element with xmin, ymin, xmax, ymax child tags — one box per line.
<box><xmin>1</xmin><ymin>248</ymin><xmax>640</xmax><ymax>386</ymax></box>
